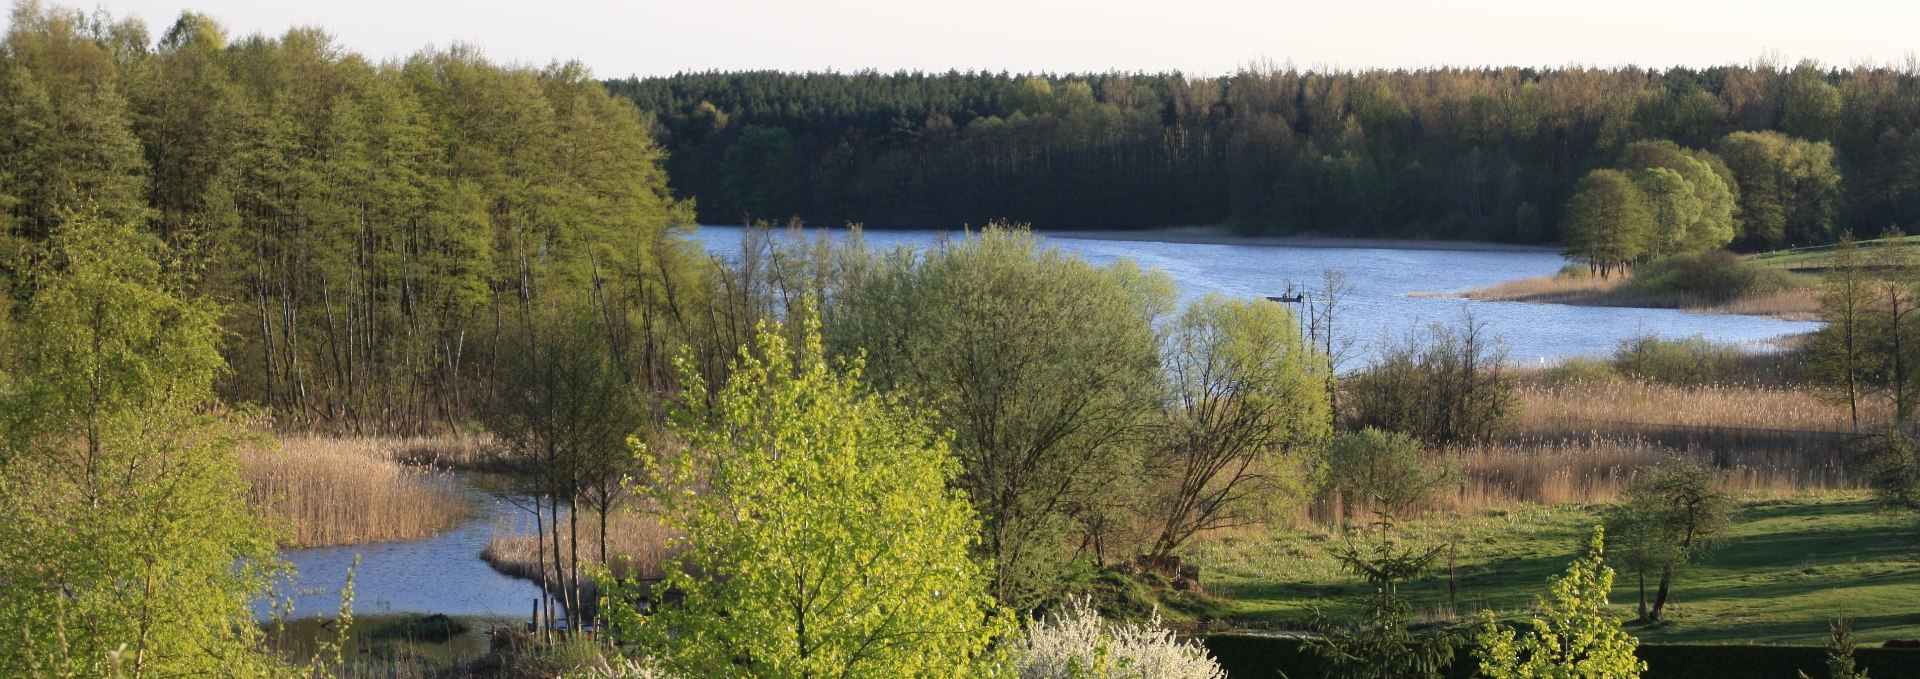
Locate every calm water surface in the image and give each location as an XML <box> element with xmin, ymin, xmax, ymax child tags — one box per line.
<box><xmin>264</xmin><ymin>484</ymin><xmax>544</xmax><ymax>620</ymax></box>
<box><xmin>273</xmin><ymin>227</ymin><xmax>1821</xmax><ymax>619</ymax></box>
<box><xmin>688</xmin><ymin>225</ymin><xmax>1822</xmax><ymax>365</ymax></box>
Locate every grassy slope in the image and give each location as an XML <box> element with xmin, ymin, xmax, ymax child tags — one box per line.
<box><xmin>1748</xmin><ymin>235</ymin><xmax>1920</xmax><ymax>271</ymax></box>
<box><xmin>1186</xmin><ymin>493</ymin><xmax>1920</xmax><ymax>645</ymax></box>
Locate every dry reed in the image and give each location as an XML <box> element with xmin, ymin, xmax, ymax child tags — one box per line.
<box><xmin>482</xmin><ymin>507</ymin><xmax>676</xmax><ymax>606</ymax></box>
<box><xmin>244</xmin><ymin>436</ymin><xmax>473</xmax><ymax>548</ymax></box>
<box><xmin>1456</xmin><ymin>273</ymin><xmax>1820</xmax><ymax>321</ymax></box>
<box><xmin>1514</xmin><ymin>381</ymin><xmax>1878</xmax><ymax>437</ymax></box>
<box><xmin>1301</xmin><ymin>378</ymin><xmax>1874</xmax><ymax>524</ymax></box>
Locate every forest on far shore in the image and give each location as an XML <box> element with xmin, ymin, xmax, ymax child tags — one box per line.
<box><xmin>610</xmin><ymin>61</ymin><xmax>1918</xmax><ymax>248</ymax></box>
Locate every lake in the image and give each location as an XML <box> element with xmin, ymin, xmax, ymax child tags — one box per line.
<box><xmin>270</xmin><ymin>227</ymin><xmax>1821</xmax><ymax>621</ymax></box>
<box><xmin>687</xmin><ymin>225</ymin><xmax>1822</xmax><ymax>366</ymax></box>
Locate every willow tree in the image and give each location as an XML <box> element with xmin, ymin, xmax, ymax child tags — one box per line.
<box><xmin>828</xmin><ymin>225</ymin><xmax>1172</xmax><ymax>610</ymax></box>
<box><xmin>1633</xmin><ymin>167</ymin><xmax>1704</xmax><ymax>258</ymax></box>
<box><xmin>1146</xmin><ymin>293</ymin><xmax>1330</xmax><ymax>562</ymax></box>
<box><xmin>1562</xmin><ymin>169</ymin><xmax>1655</xmax><ymax>277</ymax></box>
<box><xmin>0</xmin><ymin>211</ymin><xmax>283</xmax><ymax>678</ymax></box>
<box><xmin>609</xmin><ymin>313</ymin><xmax>1010</xmax><ymax>678</ymax></box>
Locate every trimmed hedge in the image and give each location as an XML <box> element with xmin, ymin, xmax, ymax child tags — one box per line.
<box><xmin>1200</xmin><ymin>634</ymin><xmax>1920</xmax><ymax>679</ymax></box>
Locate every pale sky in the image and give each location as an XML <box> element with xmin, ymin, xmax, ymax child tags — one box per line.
<box><xmin>25</xmin><ymin>0</ymin><xmax>1920</xmax><ymax>79</ymax></box>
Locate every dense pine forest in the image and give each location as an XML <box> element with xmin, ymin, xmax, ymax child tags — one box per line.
<box><xmin>610</xmin><ymin>63</ymin><xmax>1918</xmax><ymax>245</ymax></box>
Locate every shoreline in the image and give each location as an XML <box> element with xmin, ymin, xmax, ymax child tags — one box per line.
<box><xmin>1040</xmin><ymin>225</ymin><xmax>1561</xmax><ymax>253</ymax></box>
<box><xmin>1429</xmin><ymin>274</ymin><xmax>1823</xmax><ymax>322</ymax></box>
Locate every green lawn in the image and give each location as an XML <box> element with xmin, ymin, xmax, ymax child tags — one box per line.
<box><xmin>1185</xmin><ymin>492</ymin><xmax>1920</xmax><ymax>645</ymax></box>
<box><xmin>1747</xmin><ymin>235</ymin><xmax>1920</xmax><ymax>271</ymax></box>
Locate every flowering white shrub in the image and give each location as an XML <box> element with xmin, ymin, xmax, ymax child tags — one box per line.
<box><xmin>1010</xmin><ymin>598</ymin><xmax>1227</xmax><ymax>679</ymax></box>
<box><xmin>571</xmin><ymin>657</ymin><xmax>678</xmax><ymax>679</ymax></box>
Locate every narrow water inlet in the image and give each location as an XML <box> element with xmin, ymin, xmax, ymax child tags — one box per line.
<box><xmin>257</xmin><ymin>477</ymin><xmax>547</xmax><ymax>620</ymax></box>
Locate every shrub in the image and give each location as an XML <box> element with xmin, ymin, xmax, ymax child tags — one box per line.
<box><xmin>1010</xmin><ymin>597</ymin><xmax>1226</xmax><ymax>679</ymax></box>
<box><xmin>1473</xmin><ymin>526</ymin><xmax>1644</xmax><ymax>679</ymax></box>
<box><xmin>1559</xmin><ymin>263</ymin><xmax>1595</xmax><ymax>279</ymax></box>
<box><xmin>1323</xmin><ymin>428</ymin><xmax>1459</xmax><ymax>519</ymax></box>
<box><xmin>1611</xmin><ymin>335</ymin><xmax>1743</xmax><ymax>386</ymax></box>
<box><xmin>1545</xmin><ymin>356</ymin><xmax>1621</xmax><ymax>386</ymax></box>
<box><xmin>1346</xmin><ymin>315</ymin><xmax>1517</xmax><ymax>445</ymax></box>
<box><xmin>1631</xmin><ymin>251</ymin><xmax>1798</xmax><ymax>304</ymax></box>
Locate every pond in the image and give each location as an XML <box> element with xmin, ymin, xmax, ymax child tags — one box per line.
<box><xmin>262</xmin><ymin>482</ymin><xmax>545</xmax><ymax>621</ymax></box>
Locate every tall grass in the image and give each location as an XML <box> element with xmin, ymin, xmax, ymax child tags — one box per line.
<box><xmin>482</xmin><ymin>507</ymin><xmax>676</xmax><ymax>610</ymax></box>
<box><xmin>1514</xmin><ymin>380</ymin><xmax>1877</xmax><ymax>437</ymax></box>
<box><xmin>244</xmin><ymin>436</ymin><xmax>474</xmax><ymax>548</ymax></box>
<box><xmin>1459</xmin><ymin>271</ymin><xmax>1820</xmax><ymax>321</ymax></box>
<box><xmin>1303</xmin><ymin>377</ymin><xmax>1870</xmax><ymax>524</ymax></box>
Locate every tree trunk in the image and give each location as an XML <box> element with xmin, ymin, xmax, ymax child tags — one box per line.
<box><xmin>1651</xmin><ymin>564</ymin><xmax>1675</xmax><ymax>621</ymax></box>
<box><xmin>1637</xmin><ymin>568</ymin><xmax>1648</xmax><ymax>621</ymax></box>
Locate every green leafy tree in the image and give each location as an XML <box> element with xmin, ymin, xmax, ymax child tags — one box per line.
<box><xmin>1602</xmin><ymin>457</ymin><xmax>1737</xmax><ymax>621</ymax></box>
<box><xmin>0</xmin><ymin>210</ymin><xmax>283</xmax><ymax>677</ymax></box>
<box><xmin>479</xmin><ymin>295</ymin><xmax>640</xmax><ymax>631</ymax></box>
<box><xmin>1716</xmin><ymin>130</ymin><xmax>1841</xmax><ymax>249</ymax></box>
<box><xmin>827</xmin><ymin>225</ymin><xmax>1171</xmax><ymax>609</ymax></box>
<box><xmin>1473</xmin><ymin>526</ymin><xmax>1645</xmax><ymax>679</ymax></box>
<box><xmin>1561</xmin><ymin>169</ymin><xmax>1655</xmax><ymax>277</ymax></box>
<box><xmin>1146</xmin><ymin>293</ymin><xmax>1331</xmax><ymax>561</ymax></box>
<box><xmin>1614</xmin><ymin>141</ymin><xmax>1737</xmax><ymax>253</ymax></box>
<box><xmin>1782</xmin><ymin>60</ymin><xmax>1843</xmax><ymax>142</ymax></box>
<box><xmin>1632</xmin><ymin>167</ymin><xmax>1703</xmax><ymax>258</ymax></box>
<box><xmin>1322</xmin><ymin>427</ymin><xmax>1456</xmax><ymax>521</ymax></box>
<box><xmin>606</xmin><ymin>311</ymin><xmax>1012</xmax><ymax>678</ymax></box>
<box><xmin>1807</xmin><ymin>235</ymin><xmax>1879</xmax><ymax>431</ymax></box>
<box><xmin>1863</xmin><ymin>236</ymin><xmax>1920</xmax><ymax>423</ymax></box>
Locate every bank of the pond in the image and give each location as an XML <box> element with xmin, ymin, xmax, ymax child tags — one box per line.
<box><xmin>1440</xmin><ymin>272</ymin><xmax>1822</xmax><ymax>322</ymax></box>
<box><xmin>692</xmin><ymin>226</ymin><xmax>1821</xmax><ymax>365</ymax></box>
<box><xmin>264</xmin><ymin>477</ymin><xmax>546</xmax><ymax>620</ymax></box>
<box><xmin>1045</xmin><ymin>225</ymin><xmax>1561</xmax><ymax>253</ymax></box>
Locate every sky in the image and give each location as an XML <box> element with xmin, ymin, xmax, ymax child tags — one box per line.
<box><xmin>26</xmin><ymin>0</ymin><xmax>1920</xmax><ymax>78</ymax></box>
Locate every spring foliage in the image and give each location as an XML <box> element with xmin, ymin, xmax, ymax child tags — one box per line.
<box><xmin>0</xmin><ymin>211</ymin><xmax>283</xmax><ymax>677</ymax></box>
<box><xmin>607</xmin><ymin>312</ymin><xmax>1011</xmax><ymax>678</ymax></box>
<box><xmin>1473</xmin><ymin>526</ymin><xmax>1645</xmax><ymax>679</ymax></box>
<box><xmin>828</xmin><ymin>226</ymin><xmax>1172</xmax><ymax>610</ymax></box>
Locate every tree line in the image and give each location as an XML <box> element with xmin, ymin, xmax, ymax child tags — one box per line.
<box><xmin>0</xmin><ymin>1</ymin><xmax>758</xmax><ymax>435</ymax></box>
<box><xmin>610</xmin><ymin>60</ymin><xmax>1918</xmax><ymax>246</ymax></box>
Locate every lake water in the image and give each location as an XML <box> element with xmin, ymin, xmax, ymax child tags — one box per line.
<box><xmin>271</xmin><ymin>227</ymin><xmax>1821</xmax><ymax>620</ymax></box>
<box><xmin>263</xmin><ymin>484</ymin><xmax>545</xmax><ymax>620</ymax></box>
<box><xmin>687</xmin><ymin>225</ymin><xmax>1822</xmax><ymax>366</ymax></box>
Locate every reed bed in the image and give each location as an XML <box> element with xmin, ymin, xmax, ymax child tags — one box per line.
<box><xmin>1457</xmin><ymin>273</ymin><xmax>1820</xmax><ymax>321</ymax></box>
<box><xmin>1515</xmin><ymin>380</ymin><xmax>1873</xmax><ymax>435</ymax></box>
<box><xmin>244</xmin><ymin>436</ymin><xmax>473</xmax><ymax>548</ymax></box>
<box><xmin>1455</xmin><ymin>436</ymin><xmax>1856</xmax><ymax>507</ymax></box>
<box><xmin>482</xmin><ymin>507</ymin><xmax>677</xmax><ymax>607</ymax></box>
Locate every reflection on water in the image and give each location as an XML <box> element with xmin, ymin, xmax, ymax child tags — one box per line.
<box><xmin>686</xmin><ymin>225</ymin><xmax>1822</xmax><ymax>366</ymax></box>
<box><xmin>262</xmin><ymin>483</ymin><xmax>544</xmax><ymax>620</ymax></box>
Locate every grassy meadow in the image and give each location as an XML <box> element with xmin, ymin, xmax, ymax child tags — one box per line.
<box><xmin>1748</xmin><ymin>234</ymin><xmax>1920</xmax><ymax>271</ymax></box>
<box><xmin>1188</xmin><ymin>493</ymin><xmax>1920</xmax><ymax>645</ymax></box>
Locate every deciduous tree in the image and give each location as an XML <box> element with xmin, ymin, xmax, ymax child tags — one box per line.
<box><xmin>609</xmin><ymin>311</ymin><xmax>1010</xmax><ymax>678</ymax></box>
